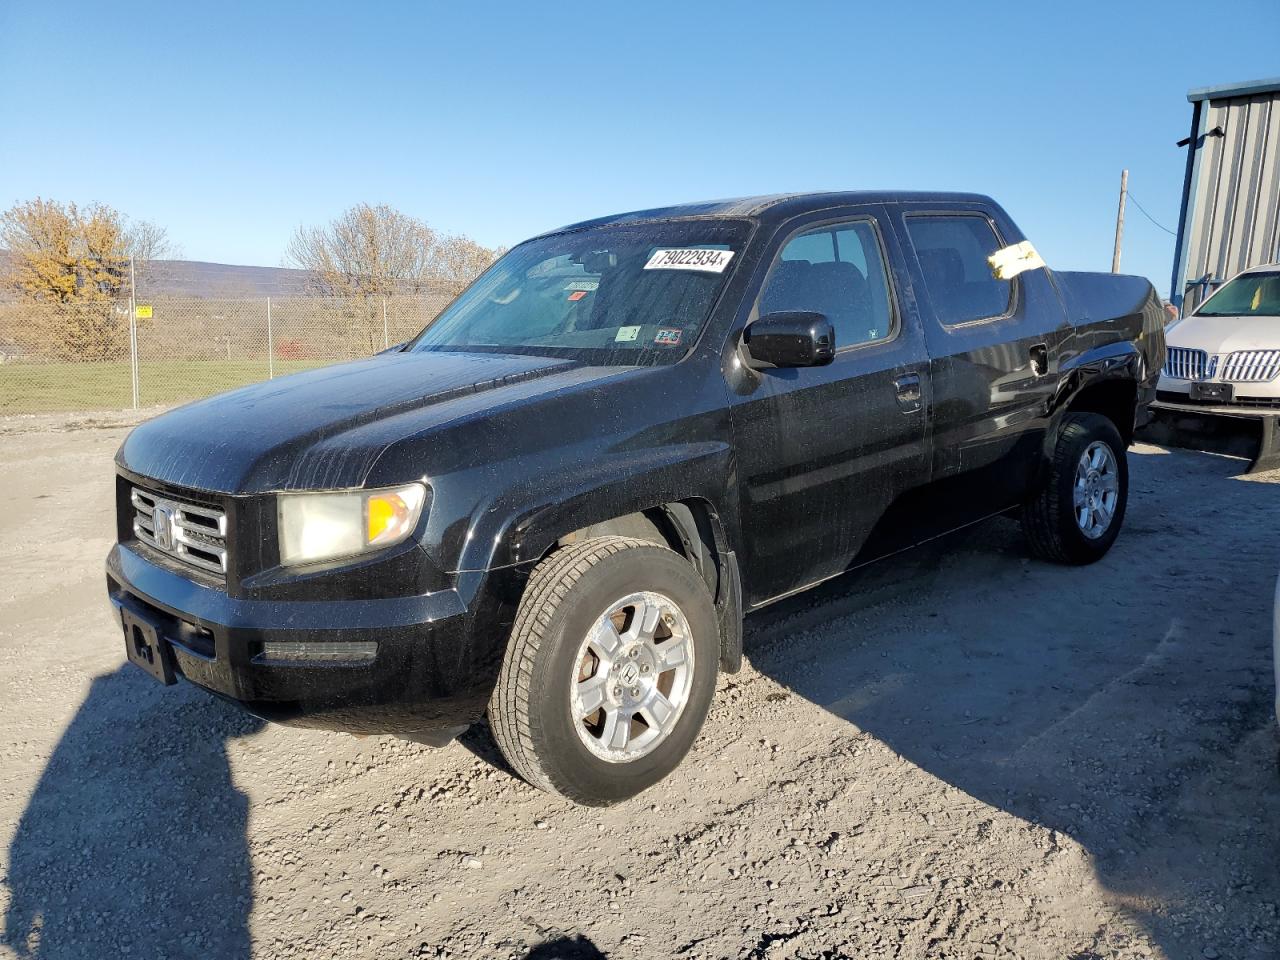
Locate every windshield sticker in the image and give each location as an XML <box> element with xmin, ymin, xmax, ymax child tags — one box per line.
<box><xmin>615</xmin><ymin>326</ymin><xmax>641</xmax><ymax>342</ymax></box>
<box><xmin>654</xmin><ymin>328</ymin><xmax>682</xmax><ymax>346</ymax></box>
<box><xmin>565</xmin><ymin>280</ymin><xmax>599</xmax><ymax>291</ymax></box>
<box><xmin>987</xmin><ymin>240</ymin><xmax>1046</xmax><ymax>280</ymax></box>
<box><xmin>644</xmin><ymin>248</ymin><xmax>736</xmax><ymax>273</ymax></box>
<box><xmin>567</xmin><ymin>290</ymin><xmax>588</xmax><ymax>301</ymax></box>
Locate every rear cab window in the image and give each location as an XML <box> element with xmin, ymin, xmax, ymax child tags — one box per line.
<box><xmin>904</xmin><ymin>214</ymin><xmax>1013</xmax><ymax>327</ymax></box>
<box><xmin>757</xmin><ymin>218</ymin><xmax>897</xmax><ymax>351</ymax></box>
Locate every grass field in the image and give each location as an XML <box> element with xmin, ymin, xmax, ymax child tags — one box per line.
<box><xmin>0</xmin><ymin>359</ymin><xmax>333</xmax><ymax>413</ymax></box>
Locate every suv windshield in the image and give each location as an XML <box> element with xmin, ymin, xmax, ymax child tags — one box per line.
<box><xmin>408</xmin><ymin>220</ymin><xmax>751</xmax><ymax>365</ymax></box>
<box><xmin>1196</xmin><ymin>270</ymin><xmax>1280</xmax><ymax>317</ymax></box>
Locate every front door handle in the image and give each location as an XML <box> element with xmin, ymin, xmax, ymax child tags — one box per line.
<box><xmin>893</xmin><ymin>372</ymin><xmax>922</xmax><ymax>412</ymax></box>
<box><xmin>1030</xmin><ymin>342</ymin><xmax>1049</xmax><ymax>377</ymax></box>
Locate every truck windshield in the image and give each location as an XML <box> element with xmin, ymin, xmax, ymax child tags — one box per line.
<box><xmin>1196</xmin><ymin>271</ymin><xmax>1280</xmax><ymax>317</ymax></box>
<box><xmin>407</xmin><ymin>220</ymin><xmax>750</xmax><ymax>365</ymax></box>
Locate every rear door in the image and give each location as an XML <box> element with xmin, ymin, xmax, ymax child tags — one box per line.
<box><xmin>888</xmin><ymin>201</ymin><xmax>1071</xmax><ymax>514</ymax></box>
<box><xmin>727</xmin><ymin>206</ymin><xmax>932</xmax><ymax>605</ymax></box>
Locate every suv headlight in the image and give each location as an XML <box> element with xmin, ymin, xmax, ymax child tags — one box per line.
<box><xmin>278</xmin><ymin>483</ymin><xmax>427</xmax><ymax>567</ymax></box>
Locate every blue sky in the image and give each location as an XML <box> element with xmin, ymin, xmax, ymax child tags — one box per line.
<box><xmin>1</xmin><ymin>1</ymin><xmax>1277</xmax><ymax>297</ymax></box>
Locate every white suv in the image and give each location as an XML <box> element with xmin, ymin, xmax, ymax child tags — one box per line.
<box><xmin>1160</xmin><ymin>263</ymin><xmax>1280</xmax><ymax>409</ymax></box>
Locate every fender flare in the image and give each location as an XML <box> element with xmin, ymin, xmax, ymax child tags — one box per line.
<box><xmin>1044</xmin><ymin>340</ymin><xmax>1143</xmax><ymax>456</ymax></box>
<box><xmin>450</xmin><ymin>442</ymin><xmax>745</xmax><ymax>673</ymax></box>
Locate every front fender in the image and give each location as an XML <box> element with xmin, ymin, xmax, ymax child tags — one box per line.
<box><xmin>452</xmin><ymin>440</ymin><xmax>736</xmax><ymax>573</ymax></box>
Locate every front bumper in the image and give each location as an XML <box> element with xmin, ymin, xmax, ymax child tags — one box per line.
<box><xmin>1155</xmin><ymin>375</ymin><xmax>1280</xmax><ymax>412</ymax></box>
<box><xmin>1140</xmin><ymin>392</ymin><xmax>1280</xmax><ymax>475</ymax></box>
<box><xmin>106</xmin><ymin>543</ymin><xmax>520</xmax><ymax>736</ymax></box>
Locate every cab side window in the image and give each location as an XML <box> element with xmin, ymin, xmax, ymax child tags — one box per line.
<box><xmin>759</xmin><ymin>220</ymin><xmax>895</xmax><ymax>349</ymax></box>
<box><xmin>904</xmin><ymin>214</ymin><xmax>1012</xmax><ymax>326</ymax></box>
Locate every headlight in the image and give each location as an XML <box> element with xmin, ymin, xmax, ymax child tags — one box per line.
<box><xmin>278</xmin><ymin>483</ymin><xmax>427</xmax><ymax>567</ymax></box>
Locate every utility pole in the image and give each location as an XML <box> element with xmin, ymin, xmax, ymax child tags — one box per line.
<box><xmin>1111</xmin><ymin>169</ymin><xmax>1128</xmax><ymax>274</ymax></box>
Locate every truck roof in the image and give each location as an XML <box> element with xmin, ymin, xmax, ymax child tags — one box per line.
<box><xmin>544</xmin><ymin>191</ymin><xmax>998</xmax><ymax>236</ymax></box>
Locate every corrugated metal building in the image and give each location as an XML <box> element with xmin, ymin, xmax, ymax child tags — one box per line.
<box><xmin>1171</xmin><ymin>77</ymin><xmax>1280</xmax><ymax>311</ymax></box>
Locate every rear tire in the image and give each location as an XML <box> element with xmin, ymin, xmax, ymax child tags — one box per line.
<box><xmin>488</xmin><ymin>536</ymin><xmax>719</xmax><ymax>806</ymax></box>
<box><xmin>1021</xmin><ymin>413</ymin><xmax>1128</xmax><ymax>564</ymax></box>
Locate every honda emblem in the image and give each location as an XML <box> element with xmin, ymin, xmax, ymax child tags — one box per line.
<box><xmin>152</xmin><ymin>505</ymin><xmax>174</xmax><ymax>551</ymax></box>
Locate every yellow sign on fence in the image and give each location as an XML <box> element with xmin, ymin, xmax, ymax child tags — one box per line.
<box><xmin>134</xmin><ymin>304</ymin><xmax>153</xmax><ymax>319</ymax></box>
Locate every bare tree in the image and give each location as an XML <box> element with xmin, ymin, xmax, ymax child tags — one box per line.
<box><xmin>286</xmin><ymin>204</ymin><xmax>439</xmax><ymax>299</ymax></box>
<box><xmin>126</xmin><ymin>219</ymin><xmax>177</xmax><ymax>263</ymax></box>
<box><xmin>286</xmin><ymin>204</ymin><xmax>504</xmax><ymax>350</ymax></box>
<box><xmin>432</xmin><ymin>234</ymin><xmax>508</xmax><ymax>290</ymax></box>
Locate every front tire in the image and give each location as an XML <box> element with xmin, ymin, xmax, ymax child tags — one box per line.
<box><xmin>1021</xmin><ymin>412</ymin><xmax>1129</xmax><ymax>564</ymax></box>
<box><xmin>488</xmin><ymin>536</ymin><xmax>719</xmax><ymax>806</ymax></box>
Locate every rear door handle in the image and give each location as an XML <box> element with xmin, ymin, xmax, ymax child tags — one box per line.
<box><xmin>893</xmin><ymin>372</ymin><xmax>922</xmax><ymax>412</ymax></box>
<box><xmin>1030</xmin><ymin>342</ymin><xmax>1049</xmax><ymax>377</ymax></box>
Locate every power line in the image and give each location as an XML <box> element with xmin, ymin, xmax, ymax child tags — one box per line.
<box><xmin>1126</xmin><ymin>192</ymin><xmax>1177</xmax><ymax>236</ymax></box>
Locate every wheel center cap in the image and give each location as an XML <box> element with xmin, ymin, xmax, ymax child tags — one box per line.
<box><xmin>619</xmin><ymin>662</ymin><xmax>641</xmax><ymax>686</ymax></box>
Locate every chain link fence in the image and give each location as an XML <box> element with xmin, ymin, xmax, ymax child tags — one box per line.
<box><xmin>0</xmin><ymin>294</ymin><xmax>455</xmax><ymax>413</ymax></box>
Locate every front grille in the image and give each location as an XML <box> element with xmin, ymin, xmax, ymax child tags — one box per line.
<box><xmin>131</xmin><ymin>487</ymin><xmax>228</xmax><ymax>576</ymax></box>
<box><xmin>1219</xmin><ymin>349</ymin><xmax>1280</xmax><ymax>383</ymax></box>
<box><xmin>1163</xmin><ymin>347</ymin><xmax>1212</xmax><ymax>381</ymax></box>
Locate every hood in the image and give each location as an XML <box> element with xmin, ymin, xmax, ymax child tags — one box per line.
<box><xmin>117</xmin><ymin>350</ymin><xmax>619</xmax><ymax>494</ymax></box>
<box><xmin>1167</xmin><ymin>314</ymin><xmax>1280</xmax><ymax>355</ymax></box>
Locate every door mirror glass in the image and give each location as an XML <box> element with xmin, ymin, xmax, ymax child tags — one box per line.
<box><xmin>743</xmin><ymin>312</ymin><xmax>835</xmax><ymax>368</ymax></box>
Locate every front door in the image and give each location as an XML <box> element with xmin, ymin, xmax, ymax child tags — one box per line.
<box><xmin>727</xmin><ymin>207</ymin><xmax>932</xmax><ymax>606</ymax></box>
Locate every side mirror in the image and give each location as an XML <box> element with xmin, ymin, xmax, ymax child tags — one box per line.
<box><xmin>743</xmin><ymin>312</ymin><xmax>835</xmax><ymax>369</ymax></box>
<box><xmin>377</xmin><ymin>342</ymin><xmax>408</xmax><ymax>355</ymax></box>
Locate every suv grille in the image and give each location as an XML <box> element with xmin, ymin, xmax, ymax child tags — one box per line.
<box><xmin>1219</xmin><ymin>349</ymin><xmax>1280</xmax><ymax>383</ymax></box>
<box><xmin>1163</xmin><ymin>347</ymin><xmax>1211</xmax><ymax>381</ymax></box>
<box><xmin>131</xmin><ymin>487</ymin><xmax>228</xmax><ymax>576</ymax></box>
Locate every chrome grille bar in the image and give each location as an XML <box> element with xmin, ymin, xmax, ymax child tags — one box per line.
<box><xmin>131</xmin><ymin>487</ymin><xmax>228</xmax><ymax>576</ymax></box>
<box><xmin>1163</xmin><ymin>346</ymin><xmax>1210</xmax><ymax>381</ymax></box>
<box><xmin>1219</xmin><ymin>349</ymin><xmax>1280</xmax><ymax>383</ymax></box>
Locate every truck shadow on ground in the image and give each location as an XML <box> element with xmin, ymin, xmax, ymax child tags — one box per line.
<box><xmin>743</xmin><ymin>448</ymin><xmax>1280</xmax><ymax>959</ymax></box>
<box><xmin>522</xmin><ymin>934</ymin><xmax>607</xmax><ymax>958</ymax></box>
<box><xmin>2</xmin><ymin>666</ymin><xmax>262</xmax><ymax>960</ymax></box>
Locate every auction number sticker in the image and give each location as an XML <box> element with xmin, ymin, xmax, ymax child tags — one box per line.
<box><xmin>644</xmin><ymin>248</ymin><xmax>736</xmax><ymax>273</ymax></box>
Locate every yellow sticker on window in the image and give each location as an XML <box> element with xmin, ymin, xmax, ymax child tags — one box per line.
<box><xmin>987</xmin><ymin>241</ymin><xmax>1046</xmax><ymax>280</ymax></box>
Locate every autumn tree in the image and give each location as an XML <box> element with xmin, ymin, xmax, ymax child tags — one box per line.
<box><xmin>286</xmin><ymin>204</ymin><xmax>503</xmax><ymax>351</ymax></box>
<box><xmin>0</xmin><ymin>199</ymin><xmax>174</xmax><ymax>359</ymax></box>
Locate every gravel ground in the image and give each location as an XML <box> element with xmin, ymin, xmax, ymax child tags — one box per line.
<box><xmin>0</xmin><ymin>413</ymin><xmax>1277</xmax><ymax>960</ymax></box>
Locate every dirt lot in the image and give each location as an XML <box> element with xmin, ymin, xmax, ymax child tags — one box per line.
<box><xmin>0</xmin><ymin>412</ymin><xmax>1277</xmax><ymax>960</ymax></box>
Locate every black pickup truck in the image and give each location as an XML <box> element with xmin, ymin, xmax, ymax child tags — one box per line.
<box><xmin>108</xmin><ymin>192</ymin><xmax>1166</xmax><ymax>805</ymax></box>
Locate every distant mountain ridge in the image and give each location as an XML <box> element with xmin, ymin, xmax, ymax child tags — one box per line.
<box><xmin>0</xmin><ymin>253</ymin><xmax>451</xmax><ymax>300</ymax></box>
<box><xmin>136</xmin><ymin>258</ymin><xmax>317</xmax><ymax>297</ymax></box>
